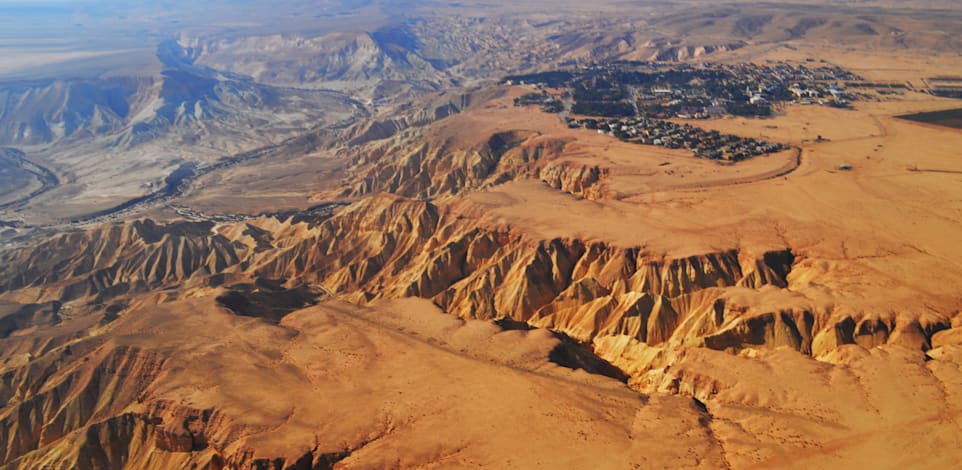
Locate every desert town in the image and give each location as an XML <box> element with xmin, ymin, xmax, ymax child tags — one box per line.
<box><xmin>508</xmin><ymin>60</ymin><xmax>869</xmax><ymax>160</ymax></box>
<box><xmin>507</xmin><ymin>60</ymin><xmax>862</xmax><ymax>119</ymax></box>
<box><xmin>569</xmin><ymin>116</ymin><xmax>787</xmax><ymax>161</ymax></box>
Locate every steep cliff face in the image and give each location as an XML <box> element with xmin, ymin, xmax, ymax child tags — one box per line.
<box><xmin>7</xmin><ymin>190</ymin><xmax>954</xmax><ymax>365</ymax></box>
<box><xmin>2</xmin><ymin>195</ymin><xmax>951</xmax><ymax>365</ymax></box>
<box><xmin>231</xmin><ymin>196</ymin><xmax>798</xmax><ymax>349</ymax></box>
<box><xmin>0</xmin><ymin>197</ymin><xmax>798</xmax><ymax>352</ymax></box>
<box><xmin>537</xmin><ymin>162</ymin><xmax>608</xmax><ymax>200</ymax></box>
<box><xmin>12</xmin><ymin>411</ymin><xmax>222</xmax><ymax>470</ymax></box>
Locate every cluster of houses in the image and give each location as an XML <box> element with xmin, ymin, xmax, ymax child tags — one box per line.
<box><xmin>505</xmin><ymin>60</ymin><xmax>866</xmax><ymax>162</ymax></box>
<box><xmin>509</xmin><ymin>59</ymin><xmax>863</xmax><ymax>121</ymax></box>
<box><xmin>169</xmin><ymin>204</ymin><xmax>252</xmax><ymax>223</ymax></box>
<box><xmin>630</xmin><ymin>62</ymin><xmax>859</xmax><ymax>117</ymax></box>
<box><xmin>567</xmin><ymin>117</ymin><xmax>788</xmax><ymax>162</ymax></box>
<box><xmin>723</xmin><ymin>61</ymin><xmax>860</xmax><ymax>98</ymax></box>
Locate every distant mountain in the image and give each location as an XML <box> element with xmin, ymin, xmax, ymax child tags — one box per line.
<box><xmin>169</xmin><ymin>29</ymin><xmax>447</xmax><ymax>91</ymax></box>
<box><xmin>0</xmin><ymin>77</ymin><xmax>146</xmax><ymax>145</ymax></box>
<box><xmin>0</xmin><ymin>59</ymin><xmax>360</xmax><ymax>147</ymax></box>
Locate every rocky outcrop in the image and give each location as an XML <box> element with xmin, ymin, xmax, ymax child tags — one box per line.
<box><xmin>811</xmin><ymin>314</ymin><xmax>949</xmax><ymax>356</ymax></box>
<box><xmin>538</xmin><ymin>163</ymin><xmax>608</xmax><ymax>199</ymax></box>
<box><xmin>0</xmin><ymin>345</ymin><xmax>165</xmax><ymax>465</ymax></box>
<box><xmin>342</xmin><ymin>131</ymin><xmax>569</xmax><ymax>199</ymax></box>
<box><xmin>346</xmin><ymin>92</ymin><xmax>471</xmax><ymax>147</ymax></box>
<box><xmin>233</xmin><ymin>197</ymin><xmax>796</xmax><ymax>347</ymax></box>
<box><xmin>650</xmin><ymin>42</ymin><xmax>745</xmax><ymax>62</ymax></box>
<box><xmin>0</xmin><ymin>350</ymin><xmax>343</xmax><ymax>470</ymax></box>
<box><xmin>0</xmin><ymin>220</ymin><xmax>246</xmax><ymax>302</ymax></box>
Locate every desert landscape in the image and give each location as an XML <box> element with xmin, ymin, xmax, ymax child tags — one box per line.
<box><xmin>2</xmin><ymin>1</ymin><xmax>962</xmax><ymax>469</ymax></box>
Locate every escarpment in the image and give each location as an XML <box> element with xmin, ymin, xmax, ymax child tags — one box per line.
<box><xmin>227</xmin><ymin>196</ymin><xmax>808</xmax><ymax>350</ymax></box>
<box><xmin>7</xmin><ymin>191</ymin><xmax>955</xmax><ymax>360</ymax></box>
<box><xmin>2</xmin><ymin>185</ymin><xmax>960</xmax><ymax>469</ymax></box>
<box><xmin>0</xmin><ymin>196</ymin><xmax>817</xmax><ymax>355</ymax></box>
<box><xmin>2</xmin><ymin>194</ymin><xmax>951</xmax><ymax>365</ymax></box>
